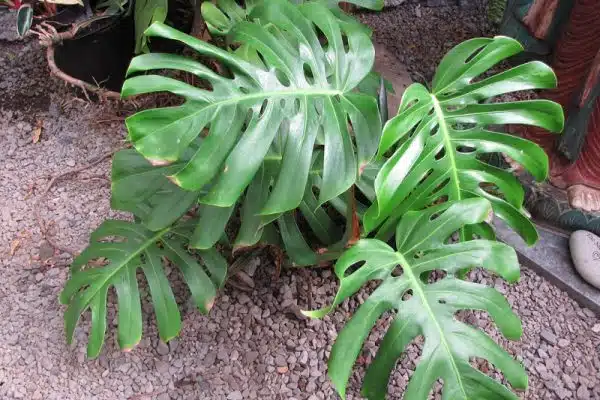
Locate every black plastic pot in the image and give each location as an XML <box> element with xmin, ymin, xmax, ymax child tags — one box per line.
<box><xmin>50</xmin><ymin>0</ymin><xmax>193</xmax><ymax>94</ymax></box>
<box><xmin>53</xmin><ymin>14</ymin><xmax>135</xmax><ymax>93</ymax></box>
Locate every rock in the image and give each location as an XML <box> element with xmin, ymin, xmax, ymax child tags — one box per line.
<box><xmin>275</xmin><ymin>355</ymin><xmax>287</xmax><ymax>367</ymax></box>
<box><xmin>592</xmin><ymin>324</ymin><xmax>600</xmax><ymax>333</ymax></box>
<box><xmin>38</xmin><ymin>241</ymin><xmax>55</xmax><ymax>261</ymax></box>
<box><xmin>540</xmin><ymin>329</ymin><xmax>558</xmax><ymax>345</ymax></box>
<box><xmin>156</xmin><ymin>341</ymin><xmax>169</xmax><ymax>356</ymax></box>
<box><xmin>238</xmin><ymin>293</ymin><xmax>251</xmax><ymax>305</ymax></box>
<box><xmin>384</xmin><ymin>0</ymin><xmax>407</xmax><ymax>6</ymax></box>
<box><xmin>217</xmin><ymin>348</ymin><xmax>229</xmax><ymax>361</ymax></box>
<box><xmin>415</xmin><ymin>5</ymin><xmax>422</xmax><ymax>17</ymax></box>
<box><xmin>227</xmin><ymin>391</ymin><xmax>243</xmax><ymax>400</ymax></box>
<box><xmin>563</xmin><ymin>374</ymin><xmax>577</xmax><ymax>390</ymax></box>
<box><xmin>155</xmin><ymin>359</ymin><xmax>169</xmax><ymax>374</ymax></box>
<box><xmin>277</xmin><ymin>366</ymin><xmax>289</xmax><ymax>374</ymax></box>
<box><xmin>558</xmin><ymin>339</ymin><xmax>570</xmax><ymax>348</ymax></box>
<box><xmin>569</xmin><ymin>230</ymin><xmax>600</xmax><ymax>289</ymax></box>
<box><xmin>576</xmin><ymin>384</ymin><xmax>590</xmax><ymax>400</ymax></box>
<box><xmin>245</xmin><ymin>351</ymin><xmax>259</xmax><ymax>363</ymax></box>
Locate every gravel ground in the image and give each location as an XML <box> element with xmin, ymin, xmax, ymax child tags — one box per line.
<box><xmin>1</xmin><ymin>4</ymin><xmax>600</xmax><ymax>400</ymax></box>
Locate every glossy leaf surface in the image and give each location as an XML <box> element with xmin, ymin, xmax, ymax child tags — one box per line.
<box><xmin>60</xmin><ymin>220</ymin><xmax>227</xmax><ymax>357</ymax></box>
<box><xmin>364</xmin><ymin>36</ymin><xmax>564</xmax><ymax>244</ymax></box>
<box><xmin>307</xmin><ymin>199</ymin><xmax>527</xmax><ymax>400</ymax></box>
<box><xmin>123</xmin><ymin>0</ymin><xmax>381</xmax><ymax>217</ymax></box>
<box><xmin>201</xmin><ymin>0</ymin><xmax>383</xmax><ymax>35</ymax></box>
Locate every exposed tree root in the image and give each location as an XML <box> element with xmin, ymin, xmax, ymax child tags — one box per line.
<box><xmin>33</xmin><ymin>147</ymin><xmax>125</xmax><ymax>256</ymax></box>
<box><xmin>32</xmin><ymin>22</ymin><xmax>121</xmax><ymax>101</ymax></box>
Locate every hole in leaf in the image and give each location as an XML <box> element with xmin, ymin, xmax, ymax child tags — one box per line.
<box><xmin>431</xmin><ymin>178</ymin><xmax>450</xmax><ymax>195</ymax></box>
<box><xmin>457</xmin><ymin>145</ymin><xmax>476</xmax><ymax>154</ymax></box>
<box><xmin>429</xmin><ymin>210</ymin><xmax>445</xmax><ymax>221</ymax></box>
<box><xmin>275</xmin><ymin>68</ymin><xmax>291</xmax><ymax>87</ymax></box>
<box><xmin>429</xmin><ymin>125</ymin><xmax>439</xmax><ymax>136</ymax></box>
<box><xmin>342</xmin><ymin>34</ymin><xmax>350</xmax><ymax>52</ymax></box>
<box><xmin>392</xmin><ymin>264</ymin><xmax>404</xmax><ymax>276</ymax></box>
<box><xmin>239</xmin><ymin>86</ymin><xmax>250</xmax><ymax>94</ymax></box>
<box><xmin>256</xmin><ymin>51</ymin><xmax>269</xmax><ymax>70</ymax></box>
<box><xmin>408</xmin><ymin>124</ymin><xmax>419</xmax><ymax>139</ymax></box>
<box><xmin>344</xmin><ymin>261</ymin><xmax>365</xmax><ymax>278</ymax></box>
<box><xmin>418</xmin><ymin>169</ymin><xmax>433</xmax><ymax>185</ymax></box>
<box><xmin>258</xmin><ymin>99</ymin><xmax>269</xmax><ymax>118</ymax></box>
<box><xmin>294</xmin><ymin>98</ymin><xmax>301</xmax><ymax>114</ymax></box>
<box><xmin>401</xmin><ymin>289</ymin><xmax>413</xmax><ymax>301</ymax></box>
<box><xmin>313</xmin><ymin>23</ymin><xmax>328</xmax><ymax>46</ymax></box>
<box><xmin>441</xmin><ymin>90</ymin><xmax>457</xmax><ymax>97</ymax></box>
<box><xmin>438</xmin><ymin>299</ymin><xmax>446</xmax><ymax>304</ymax></box>
<box><xmin>464</xmin><ymin>45</ymin><xmax>486</xmax><ymax>64</ymax></box>
<box><xmin>421</xmin><ymin>269</ymin><xmax>447</xmax><ymax>283</ymax></box>
<box><xmin>311</xmin><ymin>185</ymin><xmax>320</xmax><ymax>199</ymax></box>
<box><xmin>303</xmin><ymin>63</ymin><xmax>315</xmax><ymax>85</ymax></box>
<box><xmin>452</xmin><ymin>122</ymin><xmax>477</xmax><ymax>131</ymax></box>
<box><xmin>243</xmin><ymin>108</ymin><xmax>254</xmax><ymax>129</ymax></box>
<box><xmin>427</xmin><ymin>194</ymin><xmax>448</xmax><ymax>208</ymax></box>
<box><xmin>434</xmin><ymin>148</ymin><xmax>446</xmax><ymax>161</ymax></box>
<box><xmin>445</xmin><ymin>104</ymin><xmax>467</xmax><ymax>112</ymax></box>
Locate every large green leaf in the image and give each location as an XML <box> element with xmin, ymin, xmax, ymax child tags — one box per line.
<box><xmin>60</xmin><ymin>219</ymin><xmax>227</xmax><ymax>357</ymax></box>
<box><xmin>201</xmin><ymin>0</ymin><xmax>383</xmax><ymax>36</ymax></box>
<box><xmin>111</xmin><ymin>148</ymin><xmax>202</xmax><ymax>231</ymax></box>
<box><xmin>134</xmin><ymin>0</ymin><xmax>168</xmax><ymax>53</ymax></box>
<box><xmin>364</xmin><ymin>36</ymin><xmax>564</xmax><ymax>244</ymax></box>
<box><xmin>306</xmin><ymin>198</ymin><xmax>526</xmax><ymax>400</ymax></box>
<box><xmin>123</xmin><ymin>0</ymin><xmax>381</xmax><ymax>217</ymax></box>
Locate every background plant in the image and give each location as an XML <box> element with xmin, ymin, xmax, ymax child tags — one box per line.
<box><xmin>60</xmin><ymin>1</ymin><xmax>564</xmax><ymax>398</ymax></box>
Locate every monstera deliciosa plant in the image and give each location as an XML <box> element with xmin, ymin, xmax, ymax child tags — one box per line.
<box><xmin>60</xmin><ymin>0</ymin><xmax>564</xmax><ymax>398</ymax></box>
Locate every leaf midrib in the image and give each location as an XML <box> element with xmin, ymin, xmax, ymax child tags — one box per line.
<box><xmin>395</xmin><ymin>251</ymin><xmax>468</xmax><ymax>399</ymax></box>
<box><xmin>83</xmin><ymin>228</ymin><xmax>170</xmax><ymax>310</ymax></box>
<box><xmin>430</xmin><ymin>94</ymin><xmax>461</xmax><ymax>201</ymax></box>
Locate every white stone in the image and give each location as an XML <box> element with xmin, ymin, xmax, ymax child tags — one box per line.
<box><xmin>385</xmin><ymin>0</ymin><xmax>407</xmax><ymax>6</ymax></box>
<box><xmin>569</xmin><ymin>230</ymin><xmax>600</xmax><ymax>289</ymax></box>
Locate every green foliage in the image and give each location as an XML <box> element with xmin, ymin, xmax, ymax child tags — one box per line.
<box><xmin>364</xmin><ymin>37</ymin><xmax>563</xmax><ymax>244</ymax></box>
<box><xmin>304</xmin><ymin>35</ymin><xmax>563</xmax><ymax>400</ymax></box>
<box><xmin>61</xmin><ymin>1</ymin><xmax>565</xmax><ymax>399</ymax></box>
<box><xmin>16</xmin><ymin>4</ymin><xmax>33</xmax><ymax>37</ymax></box>
<box><xmin>307</xmin><ymin>199</ymin><xmax>527</xmax><ymax>399</ymax></box>
<box><xmin>134</xmin><ymin>0</ymin><xmax>167</xmax><ymax>53</ymax></box>
<box><xmin>60</xmin><ymin>219</ymin><xmax>227</xmax><ymax>358</ymax></box>
<box><xmin>123</xmin><ymin>0</ymin><xmax>380</xmax><ymax>202</ymax></box>
<box><xmin>201</xmin><ymin>0</ymin><xmax>383</xmax><ymax>36</ymax></box>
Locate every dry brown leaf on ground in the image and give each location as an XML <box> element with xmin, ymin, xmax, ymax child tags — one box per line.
<box><xmin>9</xmin><ymin>239</ymin><xmax>21</xmax><ymax>256</ymax></box>
<box><xmin>32</xmin><ymin>119</ymin><xmax>43</xmax><ymax>143</ymax></box>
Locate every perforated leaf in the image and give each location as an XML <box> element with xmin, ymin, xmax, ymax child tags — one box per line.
<box><xmin>123</xmin><ymin>0</ymin><xmax>381</xmax><ymax>218</ymax></box>
<box><xmin>201</xmin><ymin>0</ymin><xmax>383</xmax><ymax>36</ymax></box>
<box><xmin>306</xmin><ymin>199</ymin><xmax>527</xmax><ymax>400</ymax></box>
<box><xmin>364</xmin><ymin>36</ymin><xmax>564</xmax><ymax>244</ymax></box>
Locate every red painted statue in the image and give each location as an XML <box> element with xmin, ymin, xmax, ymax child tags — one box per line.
<box><xmin>517</xmin><ymin>0</ymin><xmax>600</xmax><ymax>212</ymax></box>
